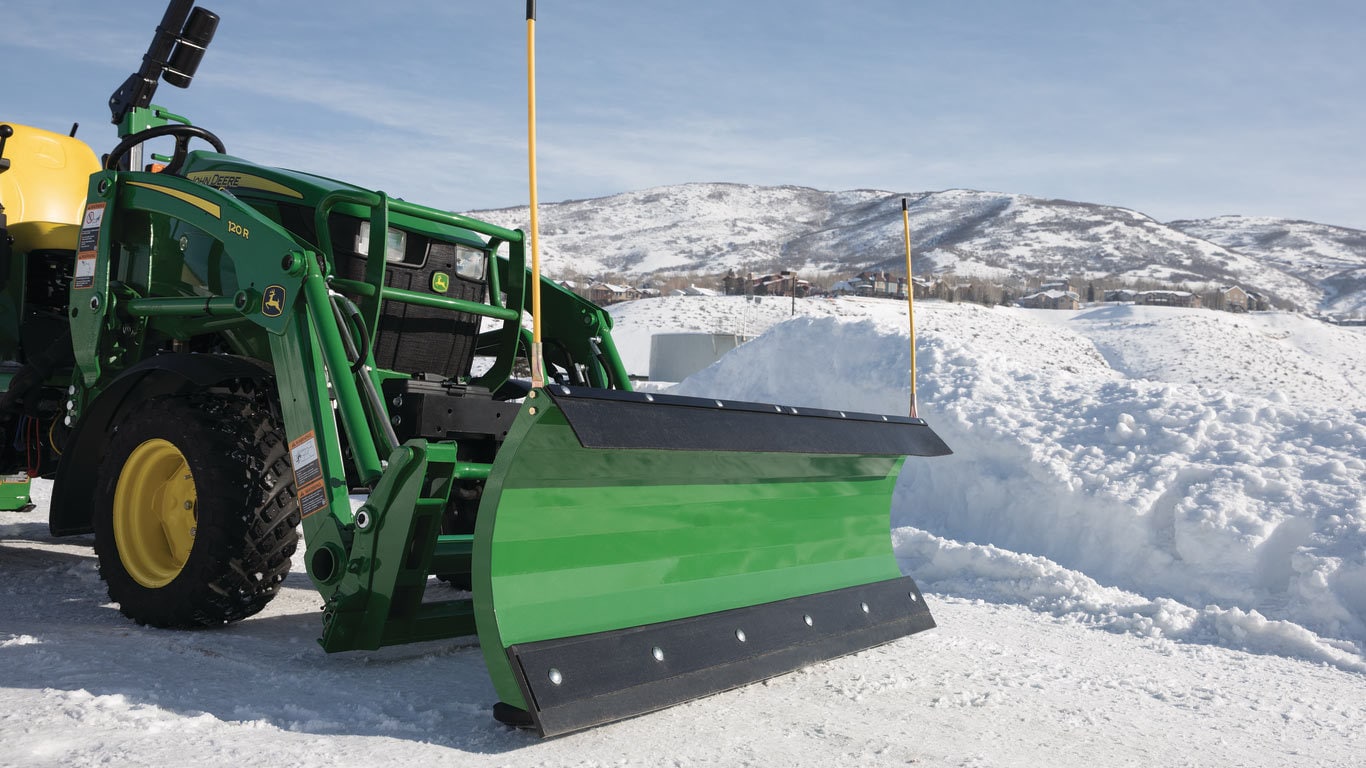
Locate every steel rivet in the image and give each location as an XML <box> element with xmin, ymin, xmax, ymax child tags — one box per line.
<box><xmin>909</xmin><ymin>592</ymin><xmax>919</xmax><ymax>603</ymax></box>
<box><xmin>528</xmin><ymin>406</ymin><xmax>538</xmax><ymax>416</ymax></box>
<box><xmin>645</xmin><ymin>394</ymin><xmax>655</xmax><ymax>402</ymax></box>
<box><xmin>861</xmin><ymin>602</ymin><xmax>870</xmax><ymax>614</ymax></box>
<box><xmin>652</xmin><ymin>646</ymin><xmax>665</xmax><ymax>662</ymax></box>
<box><xmin>548</xmin><ymin>668</ymin><xmax>563</xmax><ymax>685</ymax></box>
<box><xmin>715</xmin><ymin>400</ymin><xmax>724</xmax><ymax>408</ymax></box>
<box><xmin>803</xmin><ymin>614</ymin><xmax>813</xmax><ymax>627</ymax></box>
<box><xmin>735</xmin><ymin>629</ymin><xmax>747</xmax><ymax>643</ymax></box>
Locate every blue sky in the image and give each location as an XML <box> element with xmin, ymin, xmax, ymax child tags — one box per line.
<box><xmin>8</xmin><ymin>0</ymin><xmax>1366</xmax><ymax>229</ymax></box>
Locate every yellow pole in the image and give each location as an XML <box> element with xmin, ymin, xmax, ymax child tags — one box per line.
<box><xmin>526</xmin><ymin>1</ymin><xmax>545</xmax><ymax>388</ymax></box>
<box><xmin>901</xmin><ymin>198</ymin><xmax>918</xmax><ymax>418</ymax></box>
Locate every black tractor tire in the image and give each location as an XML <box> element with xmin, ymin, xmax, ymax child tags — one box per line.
<box><xmin>92</xmin><ymin>389</ymin><xmax>299</xmax><ymax>628</ymax></box>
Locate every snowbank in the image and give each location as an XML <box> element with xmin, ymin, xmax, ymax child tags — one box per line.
<box><xmin>654</xmin><ymin>298</ymin><xmax>1366</xmax><ymax>671</ymax></box>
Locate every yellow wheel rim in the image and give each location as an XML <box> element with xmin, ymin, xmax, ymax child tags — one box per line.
<box><xmin>112</xmin><ymin>438</ymin><xmax>197</xmax><ymax>588</ymax></box>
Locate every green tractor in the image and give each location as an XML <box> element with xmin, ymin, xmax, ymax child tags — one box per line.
<box><xmin>0</xmin><ymin>2</ymin><xmax>950</xmax><ymax>736</ymax></box>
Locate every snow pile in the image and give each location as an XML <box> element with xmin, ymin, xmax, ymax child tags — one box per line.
<box><xmin>640</xmin><ymin>297</ymin><xmax>1366</xmax><ymax>671</ymax></box>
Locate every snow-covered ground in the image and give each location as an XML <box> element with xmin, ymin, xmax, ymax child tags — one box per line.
<box><xmin>4</xmin><ymin>296</ymin><xmax>1365</xmax><ymax>766</ymax></box>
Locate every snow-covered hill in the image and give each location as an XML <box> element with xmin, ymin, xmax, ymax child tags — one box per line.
<box><xmin>3</xmin><ymin>297</ymin><xmax>1365</xmax><ymax>766</ymax></box>
<box><xmin>472</xmin><ymin>181</ymin><xmax>1366</xmax><ymax>311</ymax></box>
<box><xmin>1169</xmin><ymin>215</ymin><xmax>1366</xmax><ymax>316</ymax></box>
<box><xmin>470</xmin><ymin>183</ymin><xmax>1366</xmax><ymax>313</ymax></box>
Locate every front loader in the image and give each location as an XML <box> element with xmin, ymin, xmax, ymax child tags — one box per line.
<box><xmin>0</xmin><ymin>2</ymin><xmax>951</xmax><ymax>737</ymax></box>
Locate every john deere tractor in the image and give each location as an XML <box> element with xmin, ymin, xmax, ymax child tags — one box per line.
<box><xmin>0</xmin><ymin>2</ymin><xmax>949</xmax><ymax>736</ymax></box>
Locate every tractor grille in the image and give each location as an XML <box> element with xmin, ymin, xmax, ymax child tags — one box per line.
<box><xmin>329</xmin><ymin>230</ymin><xmax>485</xmax><ymax>381</ymax></box>
<box><xmin>269</xmin><ymin>204</ymin><xmax>489</xmax><ymax>381</ymax></box>
<box><xmin>368</xmin><ymin>242</ymin><xmax>484</xmax><ymax>379</ymax></box>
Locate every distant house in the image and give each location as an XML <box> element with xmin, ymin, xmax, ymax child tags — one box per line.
<box><xmin>828</xmin><ymin>273</ymin><xmax>941</xmax><ymax>301</ymax></box>
<box><xmin>588</xmin><ymin>282</ymin><xmax>640</xmax><ymax>305</ymax></box>
<box><xmin>1039</xmin><ymin>279</ymin><xmax>1073</xmax><ymax>294</ymax></box>
<box><xmin>1104</xmin><ymin>288</ymin><xmax>1140</xmax><ymax>303</ymax></box>
<box><xmin>874</xmin><ymin>273</ymin><xmax>905</xmax><ymax>298</ymax></box>
<box><xmin>750</xmin><ymin>271</ymin><xmax>809</xmax><ymax>297</ymax></box>
<box><xmin>910</xmin><ymin>277</ymin><xmax>935</xmax><ymax>299</ymax></box>
<box><xmin>751</xmin><ymin>272</ymin><xmax>786</xmax><ymax>295</ymax></box>
<box><xmin>1206</xmin><ymin>285</ymin><xmax>1249</xmax><ymax>312</ymax></box>
<box><xmin>830</xmin><ymin>279</ymin><xmax>861</xmax><ymax>296</ymax></box>
<box><xmin>722</xmin><ymin>270</ymin><xmax>742</xmax><ymax>295</ymax></box>
<box><xmin>1017</xmin><ymin>289</ymin><xmax>1081</xmax><ymax>310</ymax></box>
<box><xmin>557</xmin><ymin>279</ymin><xmax>586</xmax><ymax>299</ymax></box>
<box><xmin>838</xmin><ymin>270</ymin><xmax>905</xmax><ymax>299</ymax></box>
<box><xmin>1135</xmin><ymin>290</ymin><xmax>1202</xmax><ymax>309</ymax></box>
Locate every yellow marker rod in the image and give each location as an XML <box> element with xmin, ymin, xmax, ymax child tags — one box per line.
<box><xmin>901</xmin><ymin>198</ymin><xmax>918</xmax><ymax>418</ymax></box>
<box><xmin>526</xmin><ymin>0</ymin><xmax>545</xmax><ymax>387</ymax></box>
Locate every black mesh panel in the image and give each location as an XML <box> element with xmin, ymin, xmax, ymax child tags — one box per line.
<box><xmin>267</xmin><ymin>205</ymin><xmax>487</xmax><ymax>380</ymax></box>
<box><xmin>371</xmin><ymin>242</ymin><xmax>484</xmax><ymax>379</ymax></box>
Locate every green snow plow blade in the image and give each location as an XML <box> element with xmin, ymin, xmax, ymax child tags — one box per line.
<box><xmin>474</xmin><ymin>386</ymin><xmax>951</xmax><ymax>737</ymax></box>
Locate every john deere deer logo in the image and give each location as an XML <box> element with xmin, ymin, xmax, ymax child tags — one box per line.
<box><xmin>262</xmin><ymin>285</ymin><xmax>286</xmax><ymax>317</ymax></box>
<box><xmin>431</xmin><ymin>272</ymin><xmax>450</xmax><ymax>294</ymax></box>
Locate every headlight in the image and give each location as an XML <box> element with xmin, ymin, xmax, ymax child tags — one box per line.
<box><xmin>455</xmin><ymin>244</ymin><xmax>486</xmax><ymax>281</ymax></box>
<box><xmin>356</xmin><ymin>221</ymin><xmax>407</xmax><ymax>263</ymax></box>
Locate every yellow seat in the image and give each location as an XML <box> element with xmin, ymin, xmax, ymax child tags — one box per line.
<box><xmin>0</xmin><ymin>122</ymin><xmax>101</xmax><ymax>252</ymax></box>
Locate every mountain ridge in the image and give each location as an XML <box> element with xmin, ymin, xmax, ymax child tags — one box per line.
<box><xmin>468</xmin><ymin>183</ymin><xmax>1366</xmax><ymax>314</ymax></box>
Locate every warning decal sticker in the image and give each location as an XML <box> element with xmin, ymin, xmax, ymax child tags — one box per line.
<box><xmin>289</xmin><ymin>431</ymin><xmax>329</xmax><ymax>518</ymax></box>
<box><xmin>73</xmin><ymin>202</ymin><xmax>105</xmax><ymax>290</ymax></box>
